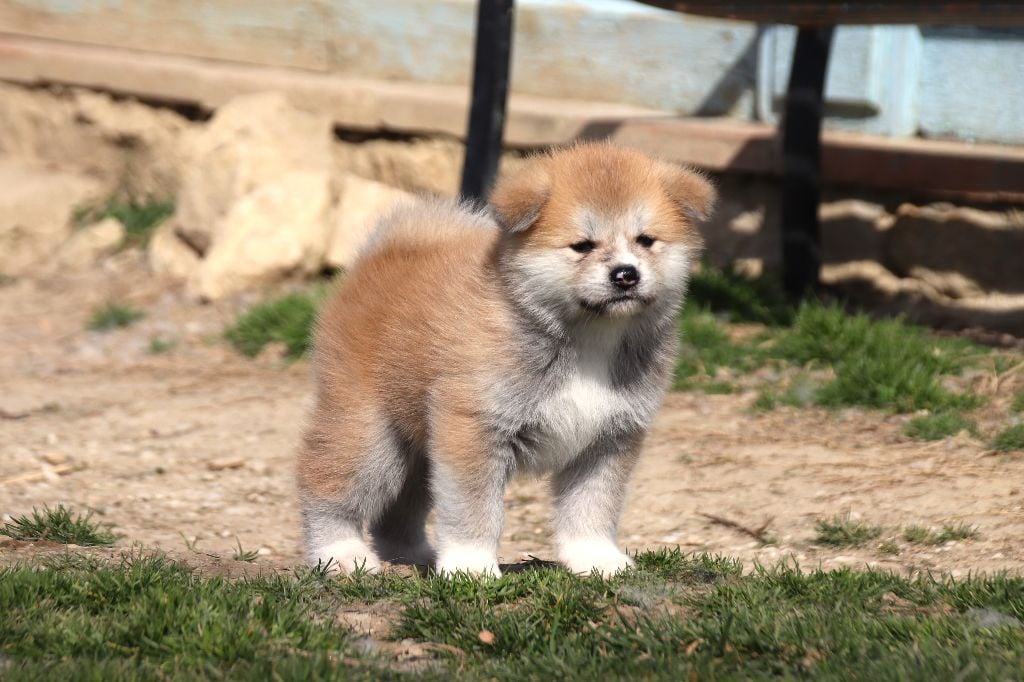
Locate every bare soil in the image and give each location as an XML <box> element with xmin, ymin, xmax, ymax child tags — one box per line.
<box><xmin>2</xmin><ymin>252</ymin><xmax>1023</xmax><ymax>577</ymax></box>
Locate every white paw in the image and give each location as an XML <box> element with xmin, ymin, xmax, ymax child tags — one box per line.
<box><xmin>559</xmin><ymin>539</ymin><xmax>635</xmax><ymax>577</ymax></box>
<box><xmin>308</xmin><ymin>539</ymin><xmax>382</xmax><ymax>574</ymax></box>
<box><xmin>436</xmin><ymin>543</ymin><xmax>502</xmax><ymax>577</ymax></box>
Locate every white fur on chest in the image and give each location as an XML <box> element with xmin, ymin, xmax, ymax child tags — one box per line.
<box><xmin>530</xmin><ymin>334</ymin><xmax>633</xmax><ymax>471</ymax></box>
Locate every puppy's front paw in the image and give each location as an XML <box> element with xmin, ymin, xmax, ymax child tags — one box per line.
<box><xmin>559</xmin><ymin>540</ymin><xmax>635</xmax><ymax>578</ymax></box>
<box><xmin>437</xmin><ymin>544</ymin><xmax>502</xmax><ymax>578</ymax></box>
<box><xmin>308</xmin><ymin>539</ymin><xmax>383</xmax><ymax>574</ymax></box>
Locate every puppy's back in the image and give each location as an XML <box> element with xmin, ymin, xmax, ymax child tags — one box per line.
<box><xmin>311</xmin><ymin>198</ymin><xmax>508</xmax><ymax>442</ymax></box>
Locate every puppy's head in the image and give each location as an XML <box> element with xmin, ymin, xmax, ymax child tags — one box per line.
<box><xmin>491</xmin><ymin>143</ymin><xmax>714</xmax><ymax>322</ymax></box>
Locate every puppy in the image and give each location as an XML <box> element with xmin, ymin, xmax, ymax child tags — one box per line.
<box><xmin>298</xmin><ymin>142</ymin><xmax>714</xmax><ymax>576</ymax></box>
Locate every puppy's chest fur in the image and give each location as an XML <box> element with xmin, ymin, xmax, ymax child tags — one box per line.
<box><xmin>503</xmin><ymin>331</ymin><xmax>651</xmax><ymax>472</ymax></box>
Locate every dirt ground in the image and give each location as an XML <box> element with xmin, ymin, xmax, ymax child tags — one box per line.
<box><xmin>2</xmin><ymin>251</ymin><xmax>1023</xmax><ymax>578</ymax></box>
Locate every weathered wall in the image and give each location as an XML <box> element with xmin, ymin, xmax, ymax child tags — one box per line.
<box><xmin>3</xmin><ymin>1</ymin><xmax>1021</xmax><ymax>143</ymax></box>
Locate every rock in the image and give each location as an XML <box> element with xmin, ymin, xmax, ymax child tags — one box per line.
<box><xmin>0</xmin><ymin>158</ymin><xmax>103</xmax><ymax>276</ymax></box>
<box><xmin>326</xmin><ymin>175</ymin><xmax>415</xmax><ymax>269</ymax></box>
<box><xmin>822</xmin><ymin>260</ymin><xmax>1024</xmax><ymax>336</ymax></box>
<box><xmin>907</xmin><ymin>266</ymin><xmax>984</xmax><ymax>300</ymax></box>
<box><xmin>0</xmin><ymin>83</ymin><xmax>193</xmax><ymax>199</ymax></box>
<box><xmin>189</xmin><ymin>171</ymin><xmax>331</xmax><ymax>300</ymax></box>
<box><xmin>207</xmin><ymin>457</ymin><xmax>245</xmax><ymax>471</ymax></box>
<box><xmin>883</xmin><ymin>203</ymin><xmax>1024</xmax><ymax>294</ymax></box>
<box><xmin>148</xmin><ymin>220</ymin><xmax>200</xmax><ymax>281</ymax></box>
<box><xmin>821</xmin><ymin>199</ymin><xmax>888</xmax><ymax>265</ymax></box>
<box><xmin>334</xmin><ymin>137</ymin><xmax>465</xmax><ymax>196</ymax></box>
<box><xmin>52</xmin><ymin>217</ymin><xmax>125</xmax><ymax>270</ymax></box>
<box><xmin>175</xmin><ymin>92</ymin><xmax>332</xmax><ymax>253</ymax></box>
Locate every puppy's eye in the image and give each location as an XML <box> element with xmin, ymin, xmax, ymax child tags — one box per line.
<box><xmin>569</xmin><ymin>240</ymin><xmax>596</xmax><ymax>254</ymax></box>
<box><xmin>636</xmin><ymin>234</ymin><xmax>656</xmax><ymax>248</ymax></box>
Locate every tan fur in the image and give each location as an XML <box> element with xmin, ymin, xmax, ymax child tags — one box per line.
<box><xmin>298</xmin><ymin>210</ymin><xmax>514</xmax><ymax>497</ymax></box>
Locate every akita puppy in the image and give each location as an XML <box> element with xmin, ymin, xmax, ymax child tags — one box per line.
<box><xmin>298</xmin><ymin>142</ymin><xmax>714</xmax><ymax>576</ymax></box>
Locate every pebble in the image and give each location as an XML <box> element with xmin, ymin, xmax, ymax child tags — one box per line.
<box><xmin>40</xmin><ymin>452</ymin><xmax>66</xmax><ymax>465</ymax></box>
<box><xmin>207</xmin><ymin>457</ymin><xmax>245</xmax><ymax>471</ymax></box>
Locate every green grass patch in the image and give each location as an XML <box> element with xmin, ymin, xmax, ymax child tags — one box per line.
<box><xmin>146</xmin><ymin>337</ymin><xmax>176</xmax><ymax>355</ymax></box>
<box><xmin>687</xmin><ymin>264</ymin><xmax>793</xmax><ymax>326</ymax></box>
<box><xmin>1</xmin><ymin>504</ymin><xmax>115</xmax><ymax>546</ymax></box>
<box><xmin>771</xmin><ymin>304</ymin><xmax>983</xmax><ymax>413</ymax></box>
<box><xmin>903</xmin><ymin>412</ymin><xmax>976</xmax><ymax>441</ymax></box>
<box><xmin>814</xmin><ymin>515</ymin><xmax>883</xmax><ymax>547</ymax></box>
<box><xmin>3</xmin><ymin>549</ymin><xmax>1022</xmax><ymax>680</ymax></box>
<box><xmin>991</xmin><ymin>423</ymin><xmax>1024</xmax><ymax>452</ymax></box>
<box><xmin>1011</xmin><ymin>390</ymin><xmax>1024</xmax><ymax>414</ymax></box>
<box><xmin>88</xmin><ymin>303</ymin><xmax>145</xmax><ymax>331</ymax></box>
<box><xmin>674</xmin><ymin>307</ymin><xmax>767</xmax><ymax>388</ymax></box>
<box><xmin>225</xmin><ymin>288</ymin><xmax>325</xmax><ymax>359</ymax></box>
<box><xmin>75</xmin><ymin>197</ymin><xmax>175</xmax><ymax>247</ymax></box>
<box><xmin>902</xmin><ymin>523</ymin><xmax>979</xmax><ymax>546</ymax></box>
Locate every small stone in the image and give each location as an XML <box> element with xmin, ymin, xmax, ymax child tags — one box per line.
<box><xmin>256</xmin><ymin>547</ymin><xmax>273</xmax><ymax>557</ymax></box>
<box><xmin>40</xmin><ymin>452</ymin><xmax>66</xmax><ymax>465</ymax></box>
<box><xmin>207</xmin><ymin>457</ymin><xmax>245</xmax><ymax>471</ymax></box>
<box><xmin>53</xmin><ymin>217</ymin><xmax>125</xmax><ymax>270</ymax></box>
<box><xmin>478</xmin><ymin>630</ymin><xmax>496</xmax><ymax>646</ymax></box>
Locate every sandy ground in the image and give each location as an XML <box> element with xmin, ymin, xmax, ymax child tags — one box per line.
<box><xmin>2</xmin><ymin>252</ymin><xmax>1023</xmax><ymax>577</ymax></box>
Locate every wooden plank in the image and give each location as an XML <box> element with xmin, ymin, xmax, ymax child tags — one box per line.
<box><xmin>0</xmin><ymin>0</ymin><xmax>330</xmax><ymax>69</ymax></box>
<box><xmin>1</xmin><ymin>35</ymin><xmax>1022</xmax><ymax>201</ymax></box>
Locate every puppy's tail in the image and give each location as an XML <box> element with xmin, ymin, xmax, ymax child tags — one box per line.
<box><xmin>356</xmin><ymin>196</ymin><xmax>498</xmax><ymax>262</ymax></box>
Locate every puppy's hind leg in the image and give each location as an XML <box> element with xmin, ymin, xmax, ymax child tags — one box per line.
<box><xmin>298</xmin><ymin>416</ymin><xmax>407</xmax><ymax>574</ymax></box>
<box><xmin>369</xmin><ymin>454</ymin><xmax>435</xmax><ymax>566</ymax></box>
<box><xmin>301</xmin><ymin>499</ymin><xmax>380</xmax><ymax>574</ymax></box>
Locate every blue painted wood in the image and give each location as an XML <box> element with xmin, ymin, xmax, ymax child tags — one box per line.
<box><xmin>917</xmin><ymin>27</ymin><xmax>1024</xmax><ymax>145</ymax></box>
<box><xmin>758</xmin><ymin>25</ymin><xmax>922</xmax><ymax>138</ymax></box>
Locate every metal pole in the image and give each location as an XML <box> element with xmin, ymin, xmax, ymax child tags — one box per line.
<box><xmin>460</xmin><ymin>0</ymin><xmax>515</xmax><ymax>201</ymax></box>
<box><xmin>780</xmin><ymin>26</ymin><xmax>834</xmax><ymax>299</ymax></box>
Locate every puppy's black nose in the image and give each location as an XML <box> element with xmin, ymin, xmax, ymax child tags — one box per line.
<box><xmin>610</xmin><ymin>265</ymin><xmax>640</xmax><ymax>290</ymax></box>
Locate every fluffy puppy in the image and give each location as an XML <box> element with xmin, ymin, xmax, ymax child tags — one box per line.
<box><xmin>298</xmin><ymin>142</ymin><xmax>714</xmax><ymax>576</ymax></box>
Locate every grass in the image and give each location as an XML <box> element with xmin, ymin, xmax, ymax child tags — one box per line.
<box><xmin>686</xmin><ymin>263</ymin><xmax>793</xmax><ymax>326</ymax></box>
<box><xmin>991</xmin><ymin>423</ymin><xmax>1024</xmax><ymax>452</ymax></box>
<box><xmin>903</xmin><ymin>412</ymin><xmax>977</xmax><ymax>441</ymax></box>
<box><xmin>814</xmin><ymin>515</ymin><xmax>883</xmax><ymax>547</ymax></box>
<box><xmin>88</xmin><ymin>303</ymin><xmax>145</xmax><ymax>331</ymax></box>
<box><xmin>232</xmin><ymin>539</ymin><xmax>259</xmax><ymax>563</ymax></box>
<box><xmin>1</xmin><ymin>504</ymin><xmax>115</xmax><ymax>546</ymax></box>
<box><xmin>675</xmin><ymin>267</ymin><xmax>988</xmax><ymax>415</ymax></box>
<box><xmin>225</xmin><ymin>288</ymin><xmax>325</xmax><ymax>359</ymax></box>
<box><xmin>2</xmin><ymin>549</ymin><xmax>1022</xmax><ymax>680</ymax></box>
<box><xmin>673</xmin><ymin>307</ymin><xmax>767</xmax><ymax>388</ymax></box>
<box><xmin>903</xmin><ymin>523</ymin><xmax>979</xmax><ymax>546</ymax></box>
<box><xmin>771</xmin><ymin>304</ymin><xmax>983</xmax><ymax>413</ymax></box>
<box><xmin>75</xmin><ymin>196</ymin><xmax>175</xmax><ymax>247</ymax></box>
<box><xmin>147</xmin><ymin>337</ymin><xmax>176</xmax><ymax>355</ymax></box>
<box><xmin>1011</xmin><ymin>389</ymin><xmax>1024</xmax><ymax>414</ymax></box>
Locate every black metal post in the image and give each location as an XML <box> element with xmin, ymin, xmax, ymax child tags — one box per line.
<box><xmin>780</xmin><ymin>26</ymin><xmax>834</xmax><ymax>299</ymax></box>
<box><xmin>460</xmin><ymin>0</ymin><xmax>515</xmax><ymax>201</ymax></box>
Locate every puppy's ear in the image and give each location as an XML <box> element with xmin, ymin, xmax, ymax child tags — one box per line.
<box><xmin>656</xmin><ymin>162</ymin><xmax>717</xmax><ymax>223</ymax></box>
<box><xmin>489</xmin><ymin>160</ymin><xmax>551</xmax><ymax>233</ymax></box>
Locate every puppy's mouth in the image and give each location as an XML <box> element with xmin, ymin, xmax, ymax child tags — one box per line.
<box><xmin>578</xmin><ymin>295</ymin><xmax>652</xmax><ymax>314</ymax></box>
